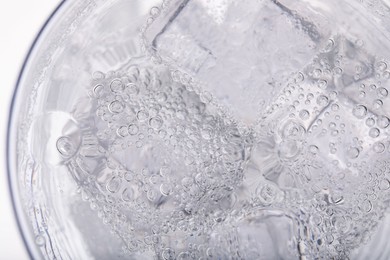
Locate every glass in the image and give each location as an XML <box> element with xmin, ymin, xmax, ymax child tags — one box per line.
<box><xmin>7</xmin><ymin>0</ymin><xmax>390</xmax><ymax>259</ymax></box>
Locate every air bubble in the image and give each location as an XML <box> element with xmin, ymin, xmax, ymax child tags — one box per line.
<box><xmin>334</xmin><ymin>67</ymin><xmax>343</xmax><ymax>75</ymax></box>
<box><xmin>92</xmin><ymin>71</ymin><xmax>105</xmax><ymax>80</ymax></box>
<box><xmin>124</xmin><ymin>171</ymin><xmax>135</xmax><ymax>182</ymax></box>
<box><xmin>347</xmin><ymin>147</ymin><xmax>360</xmax><ymax>159</ymax></box>
<box><xmin>358</xmin><ymin>199</ymin><xmax>373</xmax><ymax>213</ymax></box>
<box><xmin>256</xmin><ymin>183</ymin><xmax>279</xmax><ymax>205</ymax></box>
<box><xmin>160</xmin><ymin>183</ymin><xmax>173</xmax><ymax>196</ymax></box>
<box><xmin>309</xmin><ymin>145</ymin><xmax>319</xmax><ymax>155</ymax></box>
<box><xmin>316</xmin><ymin>95</ymin><xmax>329</xmax><ymax>106</ymax></box>
<box><xmin>137</xmin><ymin>110</ymin><xmax>149</xmax><ymax>122</ymax></box>
<box><xmin>147</xmin><ymin>189</ymin><xmax>158</xmax><ymax>201</ymax></box>
<box><xmin>149</xmin><ymin>117</ymin><xmax>163</xmax><ymax>129</ymax></box>
<box><xmin>376</xmin><ymin>61</ymin><xmax>388</xmax><ymax>72</ymax></box>
<box><xmin>156</xmin><ymin>92</ymin><xmax>168</xmax><ymax>102</ymax></box>
<box><xmin>379</xmin><ymin>179</ymin><xmax>390</xmax><ymax>190</ymax></box>
<box><xmin>93</xmin><ymin>84</ymin><xmax>104</xmax><ymax>96</ymax></box>
<box><xmin>299</xmin><ymin>109</ymin><xmax>310</xmax><ymax>120</ymax></box>
<box><xmin>331</xmin><ymin>104</ymin><xmax>339</xmax><ymax>111</ymax></box>
<box><xmin>317</xmin><ymin>79</ymin><xmax>328</xmax><ymax>89</ymax></box>
<box><xmin>377</xmin><ymin>116</ymin><xmax>390</xmax><ymax>128</ymax></box>
<box><xmin>117</xmin><ymin>126</ymin><xmax>129</xmax><ymax>137</ymax></box>
<box><xmin>35</xmin><ymin>234</ymin><xmax>46</xmax><ymax>246</ymax></box>
<box><xmin>128</xmin><ymin>124</ymin><xmax>139</xmax><ymax>135</ymax></box>
<box><xmin>150</xmin><ymin>6</ymin><xmax>160</xmax><ymax>17</ymax></box>
<box><xmin>160</xmin><ymin>166</ymin><xmax>171</xmax><ymax>177</ymax></box>
<box><xmin>126</xmin><ymin>83</ymin><xmax>139</xmax><ymax>95</ymax></box>
<box><xmin>373</xmin><ymin>99</ymin><xmax>383</xmax><ymax>109</ymax></box>
<box><xmin>369</xmin><ymin>128</ymin><xmax>380</xmax><ymax>138</ymax></box>
<box><xmin>201</xmin><ymin>127</ymin><xmax>214</xmax><ymax>140</ymax></box>
<box><xmin>373</xmin><ymin>142</ymin><xmax>385</xmax><ymax>153</ymax></box>
<box><xmin>377</xmin><ymin>87</ymin><xmax>388</xmax><ymax>98</ymax></box>
<box><xmin>108</xmin><ymin>100</ymin><xmax>124</xmax><ymax>114</ymax></box>
<box><xmin>200</xmin><ymin>91</ymin><xmax>212</xmax><ymax>103</ymax></box>
<box><xmin>162</xmin><ymin>248</ymin><xmax>176</xmax><ymax>260</ymax></box>
<box><xmin>106</xmin><ymin>177</ymin><xmax>122</xmax><ymax>193</ymax></box>
<box><xmin>110</xmin><ymin>78</ymin><xmax>124</xmax><ymax>93</ymax></box>
<box><xmin>122</xmin><ymin>187</ymin><xmax>134</xmax><ymax>202</ymax></box>
<box><xmin>352</xmin><ymin>105</ymin><xmax>367</xmax><ymax>119</ymax></box>
<box><xmin>294</xmin><ymin>72</ymin><xmax>305</xmax><ymax>83</ymax></box>
<box><xmin>56</xmin><ymin>136</ymin><xmax>77</xmax><ymax>158</ymax></box>
<box><xmin>366</xmin><ymin>118</ymin><xmax>375</xmax><ymax>127</ymax></box>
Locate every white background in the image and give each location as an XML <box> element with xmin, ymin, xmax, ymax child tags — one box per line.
<box><xmin>0</xmin><ymin>1</ymin><xmax>61</xmax><ymax>259</ymax></box>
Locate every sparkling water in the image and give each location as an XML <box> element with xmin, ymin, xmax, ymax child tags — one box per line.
<box><xmin>17</xmin><ymin>0</ymin><xmax>390</xmax><ymax>259</ymax></box>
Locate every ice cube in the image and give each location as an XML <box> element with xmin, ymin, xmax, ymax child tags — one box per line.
<box><xmin>145</xmin><ymin>0</ymin><xmax>328</xmax><ymax>125</ymax></box>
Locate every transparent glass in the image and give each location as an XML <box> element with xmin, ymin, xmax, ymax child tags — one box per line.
<box><xmin>7</xmin><ymin>0</ymin><xmax>390</xmax><ymax>259</ymax></box>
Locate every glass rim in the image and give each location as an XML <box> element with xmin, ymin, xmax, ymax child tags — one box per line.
<box><xmin>6</xmin><ymin>1</ymin><xmax>66</xmax><ymax>259</ymax></box>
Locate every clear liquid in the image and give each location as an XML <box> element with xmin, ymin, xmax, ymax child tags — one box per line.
<box><xmin>23</xmin><ymin>0</ymin><xmax>390</xmax><ymax>259</ymax></box>
<box><xmin>55</xmin><ymin>34</ymin><xmax>390</xmax><ymax>258</ymax></box>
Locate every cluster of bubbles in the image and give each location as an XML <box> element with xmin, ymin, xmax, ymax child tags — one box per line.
<box><xmin>254</xmin><ymin>35</ymin><xmax>390</xmax><ymax>258</ymax></box>
<box><xmin>53</xmin><ymin>7</ymin><xmax>390</xmax><ymax>258</ymax></box>
<box><xmin>60</xmin><ymin>59</ymin><xmax>258</xmax><ymax>259</ymax></box>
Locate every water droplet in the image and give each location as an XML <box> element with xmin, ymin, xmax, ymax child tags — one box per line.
<box><xmin>56</xmin><ymin>136</ymin><xmax>77</xmax><ymax>158</ymax></box>
<box><xmin>369</xmin><ymin>127</ymin><xmax>380</xmax><ymax>138</ymax></box>
<box><xmin>128</xmin><ymin>124</ymin><xmax>139</xmax><ymax>135</ymax></box>
<box><xmin>377</xmin><ymin>116</ymin><xmax>390</xmax><ymax>128</ymax></box>
<box><xmin>110</xmin><ymin>78</ymin><xmax>124</xmax><ymax>93</ymax></box>
<box><xmin>149</xmin><ymin>117</ymin><xmax>163</xmax><ymax>129</ymax></box>
<box><xmin>373</xmin><ymin>142</ymin><xmax>385</xmax><ymax>153</ymax></box>
<box><xmin>352</xmin><ymin>105</ymin><xmax>367</xmax><ymax>119</ymax></box>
